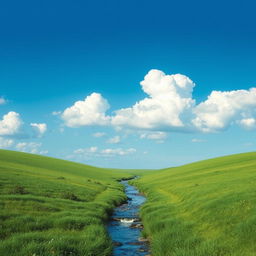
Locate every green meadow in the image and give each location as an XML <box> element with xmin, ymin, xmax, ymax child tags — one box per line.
<box><xmin>1</xmin><ymin>149</ymin><xmax>256</xmax><ymax>255</ymax></box>
<box><xmin>0</xmin><ymin>149</ymin><xmax>134</xmax><ymax>256</ymax></box>
<box><xmin>131</xmin><ymin>152</ymin><xmax>256</xmax><ymax>256</ymax></box>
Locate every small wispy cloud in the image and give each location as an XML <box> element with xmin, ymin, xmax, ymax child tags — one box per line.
<box><xmin>0</xmin><ymin>137</ymin><xmax>14</xmax><ymax>148</ymax></box>
<box><xmin>73</xmin><ymin>146</ymin><xmax>136</xmax><ymax>158</ymax></box>
<box><xmin>52</xmin><ymin>111</ymin><xmax>61</xmax><ymax>116</ymax></box>
<box><xmin>92</xmin><ymin>132</ymin><xmax>106</xmax><ymax>138</ymax></box>
<box><xmin>107</xmin><ymin>135</ymin><xmax>121</xmax><ymax>144</ymax></box>
<box><xmin>140</xmin><ymin>131</ymin><xmax>167</xmax><ymax>140</ymax></box>
<box><xmin>101</xmin><ymin>148</ymin><xmax>135</xmax><ymax>156</ymax></box>
<box><xmin>30</xmin><ymin>123</ymin><xmax>47</xmax><ymax>137</ymax></box>
<box><xmin>16</xmin><ymin>142</ymin><xmax>48</xmax><ymax>155</ymax></box>
<box><xmin>74</xmin><ymin>146</ymin><xmax>98</xmax><ymax>154</ymax></box>
<box><xmin>191</xmin><ymin>138</ymin><xmax>206</xmax><ymax>143</ymax></box>
<box><xmin>0</xmin><ymin>97</ymin><xmax>7</xmax><ymax>105</ymax></box>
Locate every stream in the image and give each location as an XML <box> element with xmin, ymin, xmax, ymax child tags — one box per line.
<box><xmin>108</xmin><ymin>180</ymin><xmax>149</xmax><ymax>255</ymax></box>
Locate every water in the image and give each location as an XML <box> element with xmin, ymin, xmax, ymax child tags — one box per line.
<box><xmin>108</xmin><ymin>180</ymin><xmax>149</xmax><ymax>255</ymax></box>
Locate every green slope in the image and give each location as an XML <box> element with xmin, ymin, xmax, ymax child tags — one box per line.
<box><xmin>0</xmin><ymin>149</ymin><xmax>133</xmax><ymax>256</ymax></box>
<box><xmin>132</xmin><ymin>152</ymin><xmax>256</xmax><ymax>256</ymax></box>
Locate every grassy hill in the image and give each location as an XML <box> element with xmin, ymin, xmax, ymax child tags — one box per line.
<box><xmin>0</xmin><ymin>149</ymin><xmax>134</xmax><ymax>256</ymax></box>
<box><xmin>132</xmin><ymin>152</ymin><xmax>256</xmax><ymax>256</ymax></box>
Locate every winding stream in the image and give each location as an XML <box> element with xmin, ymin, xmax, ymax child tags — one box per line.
<box><xmin>108</xmin><ymin>180</ymin><xmax>149</xmax><ymax>255</ymax></box>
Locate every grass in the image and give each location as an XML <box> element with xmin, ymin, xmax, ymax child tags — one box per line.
<box><xmin>0</xmin><ymin>149</ymin><xmax>135</xmax><ymax>256</ymax></box>
<box><xmin>131</xmin><ymin>152</ymin><xmax>256</xmax><ymax>256</ymax></box>
<box><xmin>2</xmin><ymin>149</ymin><xmax>256</xmax><ymax>255</ymax></box>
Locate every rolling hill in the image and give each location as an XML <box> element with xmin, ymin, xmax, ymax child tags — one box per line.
<box><xmin>132</xmin><ymin>152</ymin><xmax>256</xmax><ymax>256</ymax></box>
<box><xmin>0</xmin><ymin>149</ymin><xmax>133</xmax><ymax>256</ymax></box>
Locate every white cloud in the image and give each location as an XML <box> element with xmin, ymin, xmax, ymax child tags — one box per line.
<box><xmin>59</xmin><ymin>69</ymin><xmax>256</xmax><ymax>134</ymax></box>
<box><xmin>112</xmin><ymin>69</ymin><xmax>195</xmax><ymax>130</ymax></box>
<box><xmin>30</xmin><ymin>123</ymin><xmax>47</xmax><ymax>137</ymax></box>
<box><xmin>40</xmin><ymin>150</ymin><xmax>49</xmax><ymax>154</ymax></box>
<box><xmin>74</xmin><ymin>146</ymin><xmax>98</xmax><ymax>154</ymax></box>
<box><xmin>239</xmin><ymin>118</ymin><xmax>256</xmax><ymax>130</ymax></box>
<box><xmin>73</xmin><ymin>146</ymin><xmax>136</xmax><ymax>158</ymax></box>
<box><xmin>92</xmin><ymin>132</ymin><xmax>106</xmax><ymax>138</ymax></box>
<box><xmin>140</xmin><ymin>131</ymin><xmax>167</xmax><ymax>140</ymax></box>
<box><xmin>101</xmin><ymin>148</ymin><xmax>136</xmax><ymax>156</ymax></box>
<box><xmin>191</xmin><ymin>138</ymin><xmax>206</xmax><ymax>143</ymax></box>
<box><xmin>0</xmin><ymin>112</ymin><xmax>22</xmax><ymax>136</ymax></box>
<box><xmin>107</xmin><ymin>135</ymin><xmax>121</xmax><ymax>144</ymax></box>
<box><xmin>0</xmin><ymin>137</ymin><xmax>14</xmax><ymax>148</ymax></box>
<box><xmin>16</xmin><ymin>142</ymin><xmax>47</xmax><ymax>155</ymax></box>
<box><xmin>52</xmin><ymin>111</ymin><xmax>61</xmax><ymax>116</ymax></box>
<box><xmin>192</xmin><ymin>88</ymin><xmax>256</xmax><ymax>132</ymax></box>
<box><xmin>61</xmin><ymin>93</ymin><xmax>110</xmax><ymax>127</ymax></box>
<box><xmin>0</xmin><ymin>97</ymin><xmax>7</xmax><ymax>105</ymax></box>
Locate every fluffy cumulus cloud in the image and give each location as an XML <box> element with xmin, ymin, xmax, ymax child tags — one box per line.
<box><xmin>112</xmin><ymin>70</ymin><xmax>195</xmax><ymax>130</ymax></box>
<box><xmin>61</xmin><ymin>93</ymin><xmax>110</xmax><ymax>127</ymax></box>
<box><xmin>60</xmin><ymin>69</ymin><xmax>256</xmax><ymax>133</ymax></box>
<box><xmin>0</xmin><ymin>111</ymin><xmax>22</xmax><ymax>136</ymax></box>
<box><xmin>30</xmin><ymin>123</ymin><xmax>47</xmax><ymax>137</ymax></box>
<box><xmin>192</xmin><ymin>88</ymin><xmax>256</xmax><ymax>132</ymax></box>
<box><xmin>16</xmin><ymin>142</ymin><xmax>48</xmax><ymax>155</ymax></box>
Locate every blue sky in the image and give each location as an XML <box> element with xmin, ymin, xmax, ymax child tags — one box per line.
<box><xmin>0</xmin><ymin>0</ymin><xmax>255</xmax><ymax>168</ymax></box>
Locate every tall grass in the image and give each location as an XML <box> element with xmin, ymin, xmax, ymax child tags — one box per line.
<box><xmin>0</xmin><ymin>149</ymin><xmax>134</xmax><ymax>255</ymax></box>
<box><xmin>132</xmin><ymin>152</ymin><xmax>256</xmax><ymax>256</ymax></box>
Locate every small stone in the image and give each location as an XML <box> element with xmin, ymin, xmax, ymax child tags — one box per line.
<box><xmin>138</xmin><ymin>237</ymin><xmax>148</xmax><ymax>242</ymax></box>
<box><xmin>113</xmin><ymin>241</ymin><xmax>123</xmax><ymax>247</ymax></box>
<box><xmin>127</xmin><ymin>241</ymin><xmax>143</xmax><ymax>245</ymax></box>
<box><xmin>112</xmin><ymin>217</ymin><xmax>121</xmax><ymax>221</ymax></box>
<box><xmin>130</xmin><ymin>223</ymin><xmax>143</xmax><ymax>229</ymax></box>
<box><xmin>138</xmin><ymin>248</ymin><xmax>147</xmax><ymax>252</ymax></box>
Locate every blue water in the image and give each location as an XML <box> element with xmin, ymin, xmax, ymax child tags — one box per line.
<box><xmin>108</xmin><ymin>180</ymin><xmax>149</xmax><ymax>255</ymax></box>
